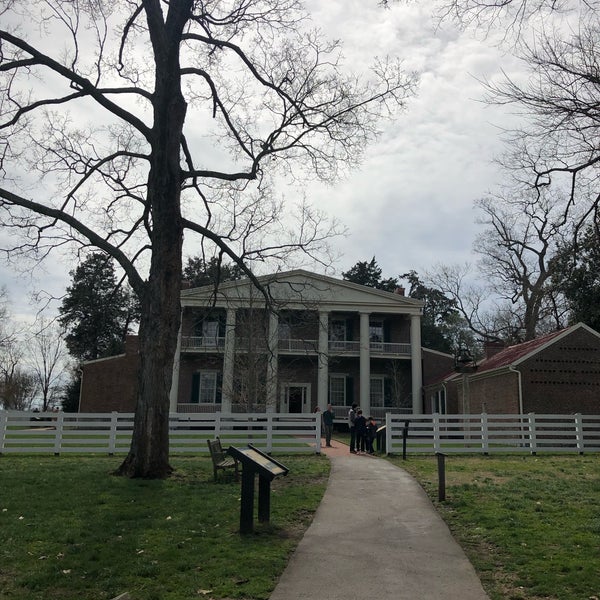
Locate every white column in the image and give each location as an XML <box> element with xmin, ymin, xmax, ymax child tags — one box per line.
<box><xmin>266</xmin><ymin>311</ymin><xmax>279</xmax><ymax>413</ymax></box>
<box><xmin>410</xmin><ymin>313</ymin><xmax>423</xmax><ymax>414</ymax></box>
<box><xmin>221</xmin><ymin>307</ymin><xmax>236</xmax><ymax>413</ymax></box>
<box><xmin>359</xmin><ymin>311</ymin><xmax>371</xmax><ymax>415</ymax></box>
<box><xmin>169</xmin><ymin>320</ymin><xmax>182</xmax><ymax>413</ymax></box>
<box><xmin>317</xmin><ymin>311</ymin><xmax>329</xmax><ymax>410</ymax></box>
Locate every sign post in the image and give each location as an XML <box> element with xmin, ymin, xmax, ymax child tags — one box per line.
<box><xmin>227</xmin><ymin>444</ymin><xmax>289</xmax><ymax>534</ymax></box>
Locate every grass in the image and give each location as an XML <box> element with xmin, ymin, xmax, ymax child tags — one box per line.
<box><xmin>389</xmin><ymin>454</ymin><xmax>600</xmax><ymax>600</ymax></box>
<box><xmin>0</xmin><ymin>454</ymin><xmax>329</xmax><ymax>600</ymax></box>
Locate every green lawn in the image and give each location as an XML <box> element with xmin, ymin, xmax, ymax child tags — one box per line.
<box><xmin>3</xmin><ymin>451</ymin><xmax>598</xmax><ymax>600</ymax></box>
<box><xmin>0</xmin><ymin>454</ymin><xmax>329</xmax><ymax>600</ymax></box>
<box><xmin>390</xmin><ymin>454</ymin><xmax>600</xmax><ymax>600</ymax></box>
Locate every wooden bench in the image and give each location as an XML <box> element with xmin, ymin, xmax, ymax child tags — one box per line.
<box><xmin>207</xmin><ymin>437</ymin><xmax>239</xmax><ymax>482</ymax></box>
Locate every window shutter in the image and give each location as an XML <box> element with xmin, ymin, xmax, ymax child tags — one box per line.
<box><xmin>191</xmin><ymin>373</ymin><xmax>200</xmax><ymax>403</ymax></box>
<box><xmin>346</xmin><ymin>376</ymin><xmax>354</xmax><ymax>405</ymax></box>
<box><xmin>218</xmin><ymin>314</ymin><xmax>226</xmax><ymax>338</ymax></box>
<box><xmin>384</xmin><ymin>378</ymin><xmax>393</xmax><ymax>406</ymax></box>
<box><xmin>216</xmin><ymin>372</ymin><xmax>223</xmax><ymax>404</ymax></box>
<box><xmin>346</xmin><ymin>319</ymin><xmax>353</xmax><ymax>341</ymax></box>
<box><xmin>384</xmin><ymin>321</ymin><xmax>391</xmax><ymax>343</ymax></box>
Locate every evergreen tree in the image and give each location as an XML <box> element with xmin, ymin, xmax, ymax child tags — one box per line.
<box><xmin>58</xmin><ymin>253</ymin><xmax>138</xmax><ymax>362</ymax></box>
<box><xmin>183</xmin><ymin>256</ymin><xmax>244</xmax><ymax>288</ymax></box>
<box><xmin>59</xmin><ymin>368</ymin><xmax>81</xmax><ymax>413</ymax></box>
<box><xmin>401</xmin><ymin>270</ymin><xmax>471</xmax><ymax>354</ymax></box>
<box><xmin>552</xmin><ymin>224</ymin><xmax>600</xmax><ymax>332</ymax></box>
<box><xmin>342</xmin><ymin>257</ymin><xmax>399</xmax><ymax>292</ymax></box>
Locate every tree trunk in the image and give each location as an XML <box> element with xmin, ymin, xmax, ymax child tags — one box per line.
<box><xmin>115</xmin><ymin>0</ymin><xmax>191</xmax><ymax>478</ymax></box>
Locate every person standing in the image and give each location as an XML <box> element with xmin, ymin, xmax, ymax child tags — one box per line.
<box><xmin>354</xmin><ymin>409</ymin><xmax>367</xmax><ymax>454</ymax></box>
<box><xmin>322</xmin><ymin>404</ymin><xmax>335</xmax><ymax>447</ymax></box>
<box><xmin>366</xmin><ymin>415</ymin><xmax>377</xmax><ymax>454</ymax></box>
<box><xmin>348</xmin><ymin>403</ymin><xmax>358</xmax><ymax>453</ymax></box>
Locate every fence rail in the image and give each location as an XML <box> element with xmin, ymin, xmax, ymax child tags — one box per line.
<box><xmin>0</xmin><ymin>411</ymin><xmax>321</xmax><ymax>455</ymax></box>
<box><xmin>4</xmin><ymin>411</ymin><xmax>599</xmax><ymax>456</ymax></box>
<box><xmin>385</xmin><ymin>413</ymin><xmax>600</xmax><ymax>455</ymax></box>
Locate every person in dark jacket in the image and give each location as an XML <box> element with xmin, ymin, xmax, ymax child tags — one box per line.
<box><xmin>322</xmin><ymin>404</ymin><xmax>335</xmax><ymax>447</ymax></box>
<box><xmin>354</xmin><ymin>409</ymin><xmax>367</xmax><ymax>453</ymax></box>
<box><xmin>366</xmin><ymin>416</ymin><xmax>377</xmax><ymax>454</ymax></box>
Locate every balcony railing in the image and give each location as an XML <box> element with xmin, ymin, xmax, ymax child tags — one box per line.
<box><xmin>181</xmin><ymin>336</ymin><xmax>412</xmax><ymax>357</ymax></box>
<box><xmin>328</xmin><ymin>340</ymin><xmax>411</xmax><ymax>357</ymax></box>
<box><xmin>181</xmin><ymin>336</ymin><xmax>225</xmax><ymax>352</ymax></box>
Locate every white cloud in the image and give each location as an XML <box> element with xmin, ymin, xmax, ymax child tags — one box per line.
<box><xmin>1</xmin><ymin>1</ymin><xmax>529</xmax><ymax>314</ymax></box>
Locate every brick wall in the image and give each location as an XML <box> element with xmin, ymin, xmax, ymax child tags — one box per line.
<box><xmin>79</xmin><ymin>336</ymin><xmax>140</xmax><ymax>412</ymax></box>
<box><xmin>467</xmin><ymin>371</ymin><xmax>520</xmax><ymax>414</ymax></box>
<box><xmin>520</xmin><ymin>327</ymin><xmax>600</xmax><ymax>414</ymax></box>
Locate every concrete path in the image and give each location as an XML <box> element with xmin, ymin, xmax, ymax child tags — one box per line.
<box><xmin>269</xmin><ymin>444</ymin><xmax>490</xmax><ymax>600</ymax></box>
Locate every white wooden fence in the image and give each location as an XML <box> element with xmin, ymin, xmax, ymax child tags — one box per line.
<box><xmin>0</xmin><ymin>411</ymin><xmax>321</xmax><ymax>455</ymax></box>
<box><xmin>4</xmin><ymin>411</ymin><xmax>599</xmax><ymax>456</ymax></box>
<box><xmin>385</xmin><ymin>413</ymin><xmax>600</xmax><ymax>455</ymax></box>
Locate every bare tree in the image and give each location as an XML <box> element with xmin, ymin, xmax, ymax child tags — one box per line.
<box><xmin>27</xmin><ymin>320</ymin><xmax>67</xmax><ymax>412</ymax></box>
<box><xmin>0</xmin><ymin>1</ymin><xmax>415</xmax><ymax>477</ymax></box>
<box><xmin>427</xmin><ymin>186</ymin><xmax>573</xmax><ymax>345</ymax></box>
<box><xmin>473</xmin><ymin>190</ymin><xmax>571</xmax><ymax>340</ymax></box>
<box><xmin>0</xmin><ymin>334</ymin><xmax>38</xmax><ymax>410</ymax></box>
<box><xmin>437</xmin><ymin>0</ymin><xmax>600</xmax><ymax>230</ymax></box>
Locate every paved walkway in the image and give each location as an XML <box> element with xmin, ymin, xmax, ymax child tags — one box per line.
<box><xmin>269</xmin><ymin>442</ymin><xmax>490</xmax><ymax>600</ymax></box>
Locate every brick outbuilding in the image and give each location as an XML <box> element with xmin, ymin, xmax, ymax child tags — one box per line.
<box><xmin>424</xmin><ymin>323</ymin><xmax>600</xmax><ymax>415</ymax></box>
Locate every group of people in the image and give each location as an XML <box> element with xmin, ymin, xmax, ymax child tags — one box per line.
<box><xmin>315</xmin><ymin>403</ymin><xmax>378</xmax><ymax>453</ymax></box>
<box><xmin>347</xmin><ymin>403</ymin><xmax>377</xmax><ymax>454</ymax></box>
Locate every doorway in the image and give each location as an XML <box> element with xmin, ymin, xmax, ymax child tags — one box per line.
<box><xmin>284</xmin><ymin>384</ymin><xmax>311</xmax><ymax>414</ymax></box>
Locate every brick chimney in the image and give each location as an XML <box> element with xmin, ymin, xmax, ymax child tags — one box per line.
<box><xmin>483</xmin><ymin>340</ymin><xmax>504</xmax><ymax>359</ymax></box>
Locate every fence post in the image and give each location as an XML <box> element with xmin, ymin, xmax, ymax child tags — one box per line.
<box><xmin>481</xmin><ymin>413</ymin><xmax>489</xmax><ymax>454</ymax></box>
<box><xmin>315</xmin><ymin>413</ymin><xmax>321</xmax><ymax>454</ymax></box>
<box><xmin>385</xmin><ymin>413</ymin><xmax>392</xmax><ymax>456</ymax></box>
<box><xmin>575</xmin><ymin>413</ymin><xmax>584</xmax><ymax>454</ymax></box>
<box><xmin>266</xmin><ymin>414</ymin><xmax>273</xmax><ymax>454</ymax></box>
<box><xmin>433</xmin><ymin>413</ymin><xmax>440</xmax><ymax>453</ymax></box>
<box><xmin>53</xmin><ymin>411</ymin><xmax>65</xmax><ymax>456</ymax></box>
<box><xmin>0</xmin><ymin>411</ymin><xmax>7</xmax><ymax>454</ymax></box>
<box><xmin>528</xmin><ymin>412</ymin><xmax>537</xmax><ymax>455</ymax></box>
<box><xmin>108</xmin><ymin>412</ymin><xmax>118</xmax><ymax>456</ymax></box>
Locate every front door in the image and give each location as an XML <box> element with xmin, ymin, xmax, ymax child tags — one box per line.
<box><xmin>284</xmin><ymin>384</ymin><xmax>310</xmax><ymax>413</ymax></box>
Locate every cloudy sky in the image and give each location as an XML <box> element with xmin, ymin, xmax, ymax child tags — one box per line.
<box><xmin>0</xmin><ymin>0</ymin><xmax>525</xmax><ymax>320</ymax></box>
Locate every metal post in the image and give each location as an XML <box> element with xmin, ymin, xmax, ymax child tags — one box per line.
<box><xmin>436</xmin><ymin>452</ymin><xmax>446</xmax><ymax>501</ymax></box>
<box><xmin>402</xmin><ymin>420</ymin><xmax>409</xmax><ymax>460</ymax></box>
<box><xmin>258</xmin><ymin>475</ymin><xmax>271</xmax><ymax>523</ymax></box>
<box><xmin>240</xmin><ymin>468</ymin><xmax>255</xmax><ymax>534</ymax></box>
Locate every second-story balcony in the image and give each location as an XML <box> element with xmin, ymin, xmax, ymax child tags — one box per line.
<box><xmin>181</xmin><ymin>335</ymin><xmax>411</xmax><ymax>357</ymax></box>
<box><xmin>181</xmin><ymin>336</ymin><xmax>225</xmax><ymax>352</ymax></box>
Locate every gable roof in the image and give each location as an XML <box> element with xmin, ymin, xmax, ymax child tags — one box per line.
<box><xmin>181</xmin><ymin>268</ymin><xmax>424</xmax><ymax>314</ymax></box>
<box><xmin>476</xmin><ymin>322</ymin><xmax>600</xmax><ymax>375</ymax></box>
<box><xmin>425</xmin><ymin>322</ymin><xmax>600</xmax><ymax>387</ymax></box>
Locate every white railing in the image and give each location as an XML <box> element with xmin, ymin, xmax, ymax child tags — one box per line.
<box><xmin>181</xmin><ymin>336</ymin><xmax>226</xmax><ymax>352</ymax></box>
<box><xmin>385</xmin><ymin>413</ymin><xmax>600</xmax><ymax>455</ymax></box>
<box><xmin>0</xmin><ymin>411</ymin><xmax>321</xmax><ymax>455</ymax></box>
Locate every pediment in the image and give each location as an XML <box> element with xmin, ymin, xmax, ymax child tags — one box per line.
<box><xmin>181</xmin><ymin>269</ymin><xmax>423</xmax><ymax>315</ymax></box>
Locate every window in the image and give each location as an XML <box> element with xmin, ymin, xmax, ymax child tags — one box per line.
<box><xmin>191</xmin><ymin>371</ymin><xmax>219</xmax><ymax>403</ymax></box>
<box><xmin>370</xmin><ymin>376</ymin><xmax>384</xmax><ymax>407</ymax></box>
<box><xmin>369</xmin><ymin>320</ymin><xmax>384</xmax><ymax>349</ymax></box>
<box><xmin>330</xmin><ymin>319</ymin><xmax>347</xmax><ymax>349</ymax></box>
<box><xmin>329</xmin><ymin>374</ymin><xmax>346</xmax><ymax>406</ymax></box>
<box><xmin>278</xmin><ymin>322</ymin><xmax>291</xmax><ymax>340</ymax></box>
<box><xmin>202</xmin><ymin>320</ymin><xmax>219</xmax><ymax>347</ymax></box>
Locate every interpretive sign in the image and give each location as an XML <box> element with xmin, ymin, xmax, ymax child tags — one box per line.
<box><xmin>228</xmin><ymin>444</ymin><xmax>289</xmax><ymax>534</ymax></box>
